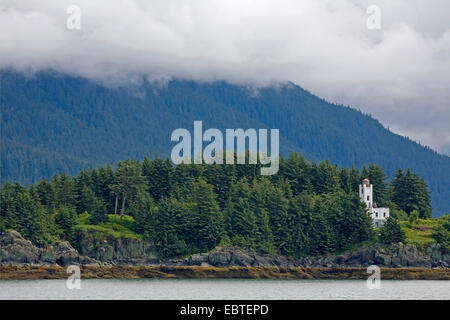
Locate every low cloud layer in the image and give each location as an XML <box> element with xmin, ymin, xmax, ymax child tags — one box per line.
<box><xmin>1</xmin><ymin>0</ymin><xmax>449</xmax><ymax>155</ymax></box>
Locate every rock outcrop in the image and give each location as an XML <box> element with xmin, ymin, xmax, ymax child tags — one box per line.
<box><xmin>0</xmin><ymin>230</ymin><xmax>97</xmax><ymax>265</ymax></box>
<box><xmin>177</xmin><ymin>244</ymin><xmax>449</xmax><ymax>268</ymax></box>
<box><xmin>185</xmin><ymin>247</ymin><xmax>294</xmax><ymax>267</ymax></box>
<box><xmin>0</xmin><ymin>230</ymin><xmax>41</xmax><ymax>264</ymax></box>
<box><xmin>75</xmin><ymin>229</ymin><xmax>158</xmax><ymax>264</ymax></box>
<box><xmin>1</xmin><ymin>230</ymin><xmax>449</xmax><ymax>268</ymax></box>
<box><xmin>302</xmin><ymin>243</ymin><xmax>449</xmax><ymax>268</ymax></box>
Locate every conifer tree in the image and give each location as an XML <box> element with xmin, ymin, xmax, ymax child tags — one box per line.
<box><xmin>312</xmin><ymin>160</ymin><xmax>338</xmax><ymax>194</ymax></box>
<box><xmin>250</xmin><ymin>179</ymin><xmax>275</xmax><ymax>253</ymax></box>
<box><xmin>367</xmin><ymin>164</ymin><xmax>389</xmax><ymax>206</ymax></box>
<box><xmin>279</xmin><ymin>153</ymin><xmax>311</xmax><ymax>195</ymax></box>
<box><xmin>143</xmin><ymin>157</ymin><xmax>173</xmax><ymax>201</ymax></box>
<box><xmin>339</xmin><ymin>168</ymin><xmax>351</xmax><ymax>193</ymax></box>
<box><xmin>190</xmin><ymin>178</ymin><xmax>223</xmax><ymax>251</ymax></box>
<box><xmin>35</xmin><ymin>180</ymin><xmax>56</xmax><ymax>210</ymax></box>
<box><xmin>129</xmin><ymin>191</ymin><xmax>156</xmax><ymax>237</ymax></box>
<box><xmin>55</xmin><ymin>205</ymin><xmax>78</xmax><ymax>239</ymax></box>
<box><xmin>224</xmin><ymin>178</ymin><xmax>256</xmax><ymax>247</ymax></box>
<box><xmin>153</xmin><ymin>197</ymin><xmax>189</xmax><ymax>257</ymax></box>
<box><xmin>112</xmin><ymin>159</ymin><xmax>147</xmax><ymax>219</ymax></box>
<box><xmin>265</xmin><ymin>181</ymin><xmax>290</xmax><ymax>251</ymax></box>
<box><xmin>79</xmin><ymin>186</ymin><xmax>97</xmax><ymax>214</ymax></box>
<box><xmin>391</xmin><ymin>169</ymin><xmax>432</xmax><ymax>218</ymax></box>
<box><xmin>379</xmin><ymin>217</ymin><xmax>406</xmax><ymax>244</ymax></box>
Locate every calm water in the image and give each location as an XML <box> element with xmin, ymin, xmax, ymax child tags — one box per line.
<box><xmin>0</xmin><ymin>279</ymin><xmax>449</xmax><ymax>300</ymax></box>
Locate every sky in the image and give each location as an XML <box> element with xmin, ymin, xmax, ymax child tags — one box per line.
<box><xmin>1</xmin><ymin>0</ymin><xmax>449</xmax><ymax>156</ymax></box>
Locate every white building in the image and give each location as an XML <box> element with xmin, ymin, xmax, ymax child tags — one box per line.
<box><xmin>359</xmin><ymin>178</ymin><xmax>389</xmax><ymax>228</ymax></box>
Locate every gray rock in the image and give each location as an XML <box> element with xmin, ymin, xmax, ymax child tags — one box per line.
<box><xmin>54</xmin><ymin>241</ymin><xmax>79</xmax><ymax>265</ymax></box>
<box><xmin>231</xmin><ymin>250</ymin><xmax>254</xmax><ymax>266</ymax></box>
<box><xmin>0</xmin><ymin>230</ymin><xmax>40</xmax><ymax>264</ymax></box>
<box><xmin>2</xmin><ymin>230</ymin><xmax>449</xmax><ymax>268</ymax></box>
<box><xmin>208</xmin><ymin>248</ymin><xmax>232</xmax><ymax>266</ymax></box>
<box><xmin>188</xmin><ymin>253</ymin><xmax>208</xmax><ymax>266</ymax></box>
<box><xmin>39</xmin><ymin>246</ymin><xmax>57</xmax><ymax>264</ymax></box>
<box><xmin>96</xmin><ymin>244</ymin><xmax>114</xmax><ymax>261</ymax></box>
<box><xmin>75</xmin><ymin>229</ymin><xmax>158</xmax><ymax>261</ymax></box>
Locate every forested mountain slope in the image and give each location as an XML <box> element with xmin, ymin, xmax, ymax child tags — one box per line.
<box><xmin>1</xmin><ymin>70</ymin><xmax>449</xmax><ymax>215</ymax></box>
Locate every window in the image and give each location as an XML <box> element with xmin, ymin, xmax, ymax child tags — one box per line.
<box><xmin>367</xmin><ymin>196</ymin><xmax>370</xmax><ymax>201</ymax></box>
<box><xmin>375</xmin><ymin>212</ymin><xmax>378</xmax><ymax>218</ymax></box>
<box><xmin>383</xmin><ymin>212</ymin><xmax>386</xmax><ymax>218</ymax></box>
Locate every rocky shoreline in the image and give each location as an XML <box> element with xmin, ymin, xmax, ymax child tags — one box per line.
<box><xmin>1</xmin><ymin>265</ymin><xmax>449</xmax><ymax>280</ymax></box>
<box><xmin>1</xmin><ymin>230</ymin><xmax>449</xmax><ymax>279</ymax></box>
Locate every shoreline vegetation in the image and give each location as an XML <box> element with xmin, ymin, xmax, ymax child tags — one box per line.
<box><xmin>2</xmin><ymin>153</ymin><xmax>448</xmax><ymax>281</ymax></box>
<box><xmin>1</xmin><ymin>265</ymin><xmax>449</xmax><ymax>281</ymax></box>
<box><xmin>1</xmin><ymin>154</ymin><xmax>443</xmax><ymax>260</ymax></box>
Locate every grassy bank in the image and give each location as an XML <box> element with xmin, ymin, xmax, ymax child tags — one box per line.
<box><xmin>1</xmin><ymin>266</ymin><xmax>449</xmax><ymax>280</ymax></box>
<box><xmin>75</xmin><ymin>214</ymin><xmax>142</xmax><ymax>241</ymax></box>
<box><xmin>399</xmin><ymin>216</ymin><xmax>447</xmax><ymax>250</ymax></box>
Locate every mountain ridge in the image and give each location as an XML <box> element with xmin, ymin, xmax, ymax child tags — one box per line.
<box><xmin>1</xmin><ymin>70</ymin><xmax>449</xmax><ymax>216</ymax></box>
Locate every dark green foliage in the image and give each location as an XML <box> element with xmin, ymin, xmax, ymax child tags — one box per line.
<box><xmin>0</xmin><ymin>152</ymin><xmax>435</xmax><ymax>257</ymax></box>
<box><xmin>152</xmin><ymin>197</ymin><xmax>191</xmax><ymax>258</ymax></box>
<box><xmin>142</xmin><ymin>157</ymin><xmax>172</xmax><ymax>201</ymax></box>
<box><xmin>248</xmin><ymin>179</ymin><xmax>275</xmax><ymax>253</ymax></box>
<box><xmin>265</xmin><ymin>181</ymin><xmax>290</xmax><ymax>251</ymax></box>
<box><xmin>1</xmin><ymin>71</ymin><xmax>449</xmax><ymax>216</ymax></box>
<box><xmin>391</xmin><ymin>169</ymin><xmax>432</xmax><ymax>219</ymax></box>
<box><xmin>224</xmin><ymin>179</ymin><xmax>256</xmax><ymax>248</ymax></box>
<box><xmin>203</xmin><ymin>163</ymin><xmax>236</xmax><ymax>210</ymax></box>
<box><xmin>112</xmin><ymin>159</ymin><xmax>147</xmax><ymax>219</ymax></box>
<box><xmin>35</xmin><ymin>180</ymin><xmax>56</xmax><ymax>210</ymax></box>
<box><xmin>129</xmin><ymin>191</ymin><xmax>156</xmax><ymax>237</ymax></box>
<box><xmin>79</xmin><ymin>186</ymin><xmax>96</xmax><ymax>214</ymax></box>
<box><xmin>77</xmin><ymin>186</ymin><xmax>108</xmax><ymax>224</ymax></box>
<box><xmin>366</xmin><ymin>164</ymin><xmax>390</xmax><ymax>207</ymax></box>
<box><xmin>379</xmin><ymin>217</ymin><xmax>406</xmax><ymax>244</ymax></box>
<box><xmin>55</xmin><ymin>205</ymin><xmax>77</xmax><ymax>238</ymax></box>
<box><xmin>318</xmin><ymin>191</ymin><xmax>374</xmax><ymax>253</ymax></box>
<box><xmin>88</xmin><ymin>198</ymin><xmax>108</xmax><ymax>225</ymax></box>
<box><xmin>189</xmin><ymin>178</ymin><xmax>223</xmax><ymax>251</ymax></box>
<box><xmin>52</xmin><ymin>174</ymin><xmax>77</xmax><ymax>209</ymax></box>
<box><xmin>432</xmin><ymin>215</ymin><xmax>450</xmax><ymax>251</ymax></box>
<box><xmin>279</xmin><ymin>153</ymin><xmax>311</xmax><ymax>196</ymax></box>
<box><xmin>0</xmin><ymin>183</ymin><xmax>47</xmax><ymax>245</ymax></box>
<box><xmin>311</xmin><ymin>161</ymin><xmax>339</xmax><ymax>194</ymax></box>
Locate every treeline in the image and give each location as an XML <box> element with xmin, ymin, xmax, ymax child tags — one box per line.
<box><xmin>2</xmin><ymin>71</ymin><xmax>449</xmax><ymax>215</ymax></box>
<box><xmin>0</xmin><ymin>153</ymin><xmax>433</xmax><ymax>258</ymax></box>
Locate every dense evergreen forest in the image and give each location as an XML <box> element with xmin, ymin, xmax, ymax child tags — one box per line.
<box><xmin>1</xmin><ymin>70</ymin><xmax>449</xmax><ymax>216</ymax></box>
<box><xmin>0</xmin><ymin>154</ymin><xmax>437</xmax><ymax>258</ymax></box>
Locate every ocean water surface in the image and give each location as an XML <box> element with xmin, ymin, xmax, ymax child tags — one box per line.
<box><xmin>0</xmin><ymin>279</ymin><xmax>449</xmax><ymax>300</ymax></box>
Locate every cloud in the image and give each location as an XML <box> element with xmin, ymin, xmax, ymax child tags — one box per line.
<box><xmin>1</xmin><ymin>0</ymin><xmax>449</xmax><ymax>155</ymax></box>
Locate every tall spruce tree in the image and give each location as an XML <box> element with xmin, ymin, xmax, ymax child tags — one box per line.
<box><xmin>190</xmin><ymin>178</ymin><xmax>223</xmax><ymax>251</ymax></box>
<box><xmin>142</xmin><ymin>157</ymin><xmax>173</xmax><ymax>201</ymax></box>
<box><xmin>367</xmin><ymin>164</ymin><xmax>389</xmax><ymax>207</ymax></box>
<box><xmin>112</xmin><ymin>159</ymin><xmax>147</xmax><ymax>219</ymax></box>
<box><xmin>391</xmin><ymin>169</ymin><xmax>432</xmax><ymax>218</ymax></box>
<box><xmin>129</xmin><ymin>191</ymin><xmax>156</xmax><ymax>236</ymax></box>
<box><xmin>224</xmin><ymin>178</ymin><xmax>256</xmax><ymax>247</ymax></box>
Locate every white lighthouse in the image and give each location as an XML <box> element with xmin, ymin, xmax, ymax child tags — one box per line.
<box><xmin>359</xmin><ymin>178</ymin><xmax>389</xmax><ymax>228</ymax></box>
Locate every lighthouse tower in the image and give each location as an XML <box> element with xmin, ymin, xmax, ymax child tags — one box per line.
<box><xmin>359</xmin><ymin>178</ymin><xmax>373</xmax><ymax>208</ymax></box>
<box><xmin>359</xmin><ymin>178</ymin><xmax>389</xmax><ymax>227</ymax></box>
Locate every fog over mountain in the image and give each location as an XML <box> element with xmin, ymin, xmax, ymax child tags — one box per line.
<box><xmin>1</xmin><ymin>0</ymin><xmax>449</xmax><ymax>155</ymax></box>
